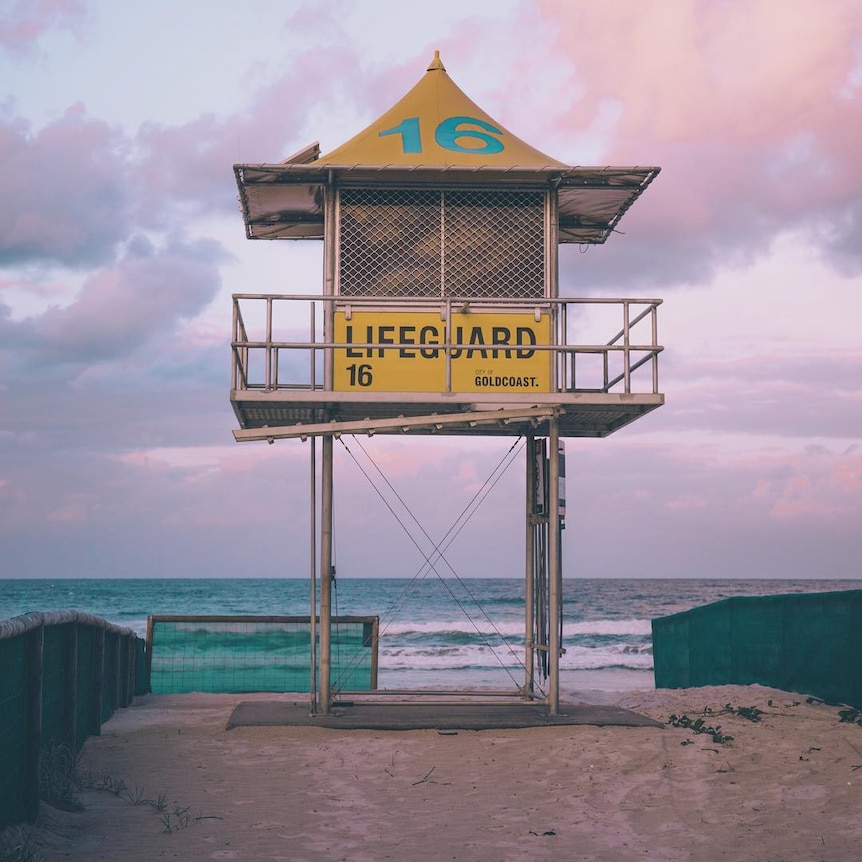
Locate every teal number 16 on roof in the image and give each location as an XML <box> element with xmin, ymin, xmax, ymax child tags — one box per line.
<box><xmin>379</xmin><ymin>116</ymin><xmax>505</xmax><ymax>155</ymax></box>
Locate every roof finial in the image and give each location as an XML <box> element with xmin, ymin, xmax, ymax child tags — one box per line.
<box><xmin>427</xmin><ymin>50</ymin><xmax>446</xmax><ymax>72</ymax></box>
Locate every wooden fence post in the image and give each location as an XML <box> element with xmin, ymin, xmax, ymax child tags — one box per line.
<box><xmin>23</xmin><ymin>622</ymin><xmax>44</xmax><ymax>822</ymax></box>
<box><xmin>90</xmin><ymin>627</ymin><xmax>105</xmax><ymax>735</ymax></box>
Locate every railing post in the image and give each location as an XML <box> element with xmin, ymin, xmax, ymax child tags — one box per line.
<box><xmin>242</xmin><ymin>321</ymin><xmax>249</xmax><ymax>389</ymax></box>
<box><xmin>310</xmin><ymin>301</ymin><xmax>317</xmax><ymax>390</ymax></box>
<box><xmin>231</xmin><ymin>297</ymin><xmax>238</xmax><ymax>390</ymax></box>
<box><xmin>444</xmin><ymin>298</ymin><xmax>452</xmax><ymax>393</ymax></box>
<box><xmin>623</xmin><ymin>300</ymin><xmax>631</xmax><ymax>394</ymax></box>
<box><xmin>557</xmin><ymin>300</ymin><xmax>565</xmax><ymax>392</ymax></box>
<box><xmin>265</xmin><ymin>296</ymin><xmax>273</xmax><ymax>391</ymax></box>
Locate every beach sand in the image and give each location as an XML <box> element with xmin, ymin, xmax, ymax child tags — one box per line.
<box><xmin>16</xmin><ymin>684</ymin><xmax>862</xmax><ymax>861</ymax></box>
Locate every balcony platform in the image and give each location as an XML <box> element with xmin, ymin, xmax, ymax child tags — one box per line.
<box><xmin>230</xmin><ymin>389</ymin><xmax>664</xmax><ymax>441</ymax></box>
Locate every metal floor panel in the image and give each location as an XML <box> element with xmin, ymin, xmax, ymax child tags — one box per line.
<box><xmin>231</xmin><ymin>391</ymin><xmax>664</xmax><ymax>439</ymax></box>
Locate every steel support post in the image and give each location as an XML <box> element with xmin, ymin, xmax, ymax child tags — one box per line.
<box><xmin>524</xmin><ymin>437</ymin><xmax>536</xmax><ymax>696</ymax></box>
<box><xmin>319</xmin><ymin>433</ymin><xmax>334</xmax><ymax>714</ymax></box>
<box><xmin>547</xmin><ymin>418</ymin><xmax>561</xmax><ymax>714</ymax></box>
<box><xmin>309</xmin><ymin>436</ymin><xmax>318</xmax><ymax>714</ymax></box>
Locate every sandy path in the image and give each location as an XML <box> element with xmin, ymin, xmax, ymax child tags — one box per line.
<box><xmin>14</xmin><ymin>685</ymin><xmax>862</xmax><ymax>862</ymax></box>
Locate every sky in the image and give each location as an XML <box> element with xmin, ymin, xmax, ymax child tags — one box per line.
<box><xmin>1</xmin><ymin>0</ymin><xmax>860</xmax><ymax>581</ymax></box>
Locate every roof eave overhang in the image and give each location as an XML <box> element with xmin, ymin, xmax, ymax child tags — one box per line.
<box><xmin>233</xmin><ymin>162</ymin><xmax>661</xmax><ymax>244</ymax></box>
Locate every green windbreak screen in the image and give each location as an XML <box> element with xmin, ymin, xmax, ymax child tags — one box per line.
<box><xmin>0</xmin><ymin>635</ymin><xmax>28</xmax><ymax>826</ymax></box>
<box><xmin>652</xmin><ymin>590</ymin><xmax>862</xmax><ymax>709</ymax></box>
<box><xmin>147</xmin><ymin>616</ymin><xmax>378</xmax><ymax>694</ymax></box>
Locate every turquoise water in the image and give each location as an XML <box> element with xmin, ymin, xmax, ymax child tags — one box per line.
<box><xmin>2</xmin><ymin>577</ymin><xmax>859</xmax><ymax>694</ymax></box>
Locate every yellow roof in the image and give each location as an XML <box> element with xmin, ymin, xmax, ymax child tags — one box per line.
<box><xmin>232</xmin><ymin>53</ymin><xmax>660</xmax><ymax>243</ymax></box>
<box><xmin>317</xmin><ymin>52</ymin><xmax>566</xmax><ymax>169</ymax></box>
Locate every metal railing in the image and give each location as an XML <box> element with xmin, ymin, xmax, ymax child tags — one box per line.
<box><xmin>231</xmin><ymin>295</ymin><xmax>662</xmax><ymax>396</ymax></box>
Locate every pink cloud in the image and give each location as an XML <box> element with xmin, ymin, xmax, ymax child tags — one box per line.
<box><xmin>537</xmin><ymin>0</ymin><xmax>858</xmax><ymax>152</ymax></box>
<box><xmin>530</xmin><ymin>0</ymin><xmax>862</xmax><ymax>284</ymax></box>
<box><xmin>131</xmin><ymin>44</ymin><xmax>366</xmax><ymax>228</ymax></box>
<box><xmin>6</xmin><ymin>236</ymin><xmax>224</xmax><ymax>365</ymax></box>
<box><xmin>664</xmin><ymin>494</ymin><xmax>708</xmax><ymax>512</ymax></box>
<box><xmin>0</xmin><ymin>0</ymin><xmax>85</xmax><ymax>55</ymax></box>
<box><xmin>738</xmin><ymin>446</ymin><xmax>862</xmax><ymax>522</ymax></box>
<box><xmin>0</xmin><ymin>105</ymin><xmax>129</xmax><ymax>266</ymax></box>
<box><xmin>46</xmin><ymin>493</ymin><xmax>92</xmax><ymax>523</ymax></box>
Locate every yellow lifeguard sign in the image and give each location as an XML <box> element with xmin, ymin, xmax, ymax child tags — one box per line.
<box><xmin>333</xmin><ymin>309</ymin><xmax>552</xmax><ymax>393</ymax></box>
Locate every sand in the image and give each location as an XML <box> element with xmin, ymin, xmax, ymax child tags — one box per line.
<box><xmin>13</xmin><ymin>685</ymin><xmax>862</xmax><ymax>862</ymax></box>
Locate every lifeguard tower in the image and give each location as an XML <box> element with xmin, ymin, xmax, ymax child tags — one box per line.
<box><xmin>230</xmin><ymin>53</ymin><xmax>662</xmax><ymax>714</ymax></box>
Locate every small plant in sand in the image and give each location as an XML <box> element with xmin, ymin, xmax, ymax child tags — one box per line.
<box><xmin>76</xmin><ymin>767</ymin><xmax>218</xmax><ymax>833</ymax></box>
<box><xmin>0</xmin><ymin>827</ymin><xmax>38</xmax><ymax>862</ymax></box>
<box><xmin>667</xmin><ymin>714</ymin><xmax>734</xmax><ymax>744</ymax></box>
<box><xmin>726</xmin><ymin>704</ymin><xmax>763</xmax><ymax>722</ymax></box>
<box><xmin>39</xmin><ymin>742</ymin><xmax>83</xmax><ymax>812</ymax></box>
<box><xmin>705</xmin><ymin>703</ymin><xmax>763</xmax><ymax>723</ymax></box>
<box><xmin>158</xmin><ymin>805</ymin><xmax>202</xmax><ymax>833</ymax></box>
<box><xmin>838</xmin><ymin>708</ymin><xmax>862</xmax><ymax>726</ymax></box>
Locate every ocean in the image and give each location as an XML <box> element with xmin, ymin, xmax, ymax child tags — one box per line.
<box><xmin>2</xmin><ymin>577</ymin><xmax>859</xmax><ymax>698</ymax></box>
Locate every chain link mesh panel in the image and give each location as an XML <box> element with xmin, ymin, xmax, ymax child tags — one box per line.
<box><xmin>148</xmin><ymin>616</ymin><xmax>378</xmax><ymax>694</ymax></box>
<box><xmin>338</xmin><ymin>188</ymin><xmax>546</xmax><ymax>298</ymax></box>
<box><xmin>444</xmin><ymin>189</ymin><xmax>545</xmax><ymax>298</ymax></box>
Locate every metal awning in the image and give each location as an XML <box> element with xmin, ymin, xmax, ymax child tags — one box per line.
<box><xmin>234</xmin><ymin>161</ymin><xmax>659</xmax><ymax>244</ymax></box>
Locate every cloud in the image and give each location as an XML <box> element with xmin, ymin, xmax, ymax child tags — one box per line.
<box><xmin>536</xmin><ymin>0</ymin><xmax>862</xmax><ymax>287</ymax></box>
<box><xmin>658</xmin><ymin>350</ymin><xmax>862</xmax><ymax>440</ymax></box>
<box><xmin>0</xmin><ymin>37</ymin><xmax>361</xmax><ymax>270</ymax></box>
<box><xmin>3</xmin><ymin>236</ymin><xmax>224</xmax><ymax>367</ymax></box>
<box><xmin>0</xmin><ymin>0</ymin><xmax>85</xmax><ymax>55</ymax></box>
<box><xmin>123</xmin><ymin>41</ymin><xmax>381</xmax><ymax>233</ymax></box>
<box><xmin>0</xmin><ymin>105</ymin><xmax>130</xmax><ymax>267</ymax></box>
<box><xmin>563</xmin><ymin>434</ymin><xmax>861</xmax><ymax>578</ymax></box>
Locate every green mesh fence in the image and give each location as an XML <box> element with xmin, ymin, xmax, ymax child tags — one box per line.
<box><xmin>147</xmin><ymin>616</ymin><xmax>379</xmax><ymax>694</ymax></box>
<box><xmin>652</xmin><ymin>590</ymin><xmax>862</xmax><ymax>708</ymax></box>
<box><xmin>0</xmin><ymin>612</ymin><xmax>144</xmax><ymax>830</ymax></box>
